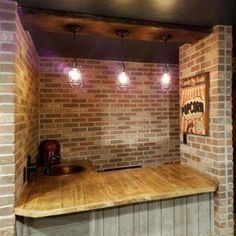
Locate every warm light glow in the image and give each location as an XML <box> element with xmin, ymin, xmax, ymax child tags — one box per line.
<box><xmin>160</xmin><ymin>72</ymin><xmax>171</xmax><ymax>91</ymax></box>
<box><xmin>117</xmin><ymin>71</ymin><xmax>129</xmax><ymax>91</ymax></box>
<box><xmin>161</xmin><ymin>72</ymin><xmax>170</xmax><ymax>85</ymax></box>
<box><xmin>118</xmin><ymin>71</ymin><xmax>129</xmax><ymax>85</ymax></box>
<box><xmin>68</xmin><ymin>67</ymin><xmax>83</xmax><ymax>87</ymax></box>
<box><xmin>69</xmin><ymin>67</ymin><xmax>81</xmax><ymax>82</ymax></box>
<box><xmin>150</xmin><ymin>0</ymin><xmax>177</xmax><ymax>12</ymax></box>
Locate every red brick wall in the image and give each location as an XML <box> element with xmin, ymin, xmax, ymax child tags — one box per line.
<box><xmin>179</xmin><ymin>25</ymin><xmax>233</xmax><ymax>235</ymax></box>
<box><xmin>0</xmin><ymin>0</ymin><xmax>39</xmax><ymax>234</ymax></box>
<box><xmin>39</xmin><ymin>58</ymin><xmax>180</xmax><ymax>170</ymax></box>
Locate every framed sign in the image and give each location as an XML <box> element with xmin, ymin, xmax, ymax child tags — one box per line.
<box><xmin>180</xmin><ymin>72</ymin><xmax>209</xmax><ymax>136</ymax></box>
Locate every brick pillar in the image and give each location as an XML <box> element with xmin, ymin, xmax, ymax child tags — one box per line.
<box><xmin>0</xmin><ymin>0</ymin><xmax>39</xmax><ymax>235</ymax></box>
<box><xmin>0</xmin><ymin>1</ymin><xmax>17</xmax><ymax>234</ymax></box>
<box><xmin>179</xmin><ymin>25</ymin><xmax>233</xmax><ymax>235</ymax></box>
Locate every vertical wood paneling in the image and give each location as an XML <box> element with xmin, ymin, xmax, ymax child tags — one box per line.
<box><xmin>17</xmin><ymin>193</ymin><xmax>214</xmax><ymax>236</ymax></box>
<box><xmin>139</xmin><ymin>202</ymin><xmax>148</xmax><ymax>236</ymax></box>
<box><xmin>103</xmin><ymin>208</ymin><xmax>119</xmax><ymax>236</ymax></box>
<box><xmin>161</xmin><ymin>199</ymin><xmax>174</xmax><ymax>236</ymax></box>
<box><xmin>134</xmin><ymin>203</ymin><xmax>148</xmax><ymax>236</ymax></box>
<box><xmin>174</xmin><ymin>197</ymin><xmax>187</xmax><ymax>236</ymax></box>
<box><xmin>199</xmin><ymin>193</ymin><xmax>210</xmax><ymax>236</ymax></box>
<box><xmin>22</xmin><ymin>218</ymin><xmax>30</xmax><ymax>236</ymax></box>
<box><xmin>147</xmin><ymin>201</ymin><xmax>161</xmax><ymax>236</ymax></box>
<box><xmin>90</xmin><ymin>210</ymin><xmax>104</xmax><ymax>236</ymax></box>
<box><xmin>118</xmin><ymin>205</ymin><xmax>134</xmax><ymax>236</ymax></box>
<box><xmin>29</xmin><ymin>213</ymin><xmax>90</xmax><ymax>236</ymax></box>
<box><xmin>133</xmin><ymin>203</ymin><xmax>139</xmax><ymax>236</ymax></box>
<box><xmin>210</xmin><ymin>193</ymin><xmax>214</xmax><ymax>236</ymax></box>
<box><xmin>186</xmin><ymin>195</ymin><xmax>199</xmax><ymax>236</ymax></box>
<box><xmin>16</xmin><ymin>217</ymin><xmax>24</xmax><ymax>236</ymax></box>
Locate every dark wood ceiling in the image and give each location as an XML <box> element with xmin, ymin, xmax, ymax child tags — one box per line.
<box><xmin>15</xmin><ymin>0</ymin><xmax>235</xmax><ymax>62</ymax></box>
<box><xmin>16</xmin><ymin>0</ymin><xmax>234</xmax><ymax>26</ymax></box>
<box><xmin>19</xmin><ymin>8</ymin><xmax>211</xmax><ymax>44</ymax></box>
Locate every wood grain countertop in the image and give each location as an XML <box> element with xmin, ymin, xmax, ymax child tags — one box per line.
<box><xmin>15</xmin><ymin>161</ymin><xmax>218</xmax><ymax>218</ymax></box>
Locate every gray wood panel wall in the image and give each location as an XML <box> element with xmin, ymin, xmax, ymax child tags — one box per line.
<box><xmin>16</xmin><ymin>193</ymin><xmax>214</xmax><ymax>236</ymax></box>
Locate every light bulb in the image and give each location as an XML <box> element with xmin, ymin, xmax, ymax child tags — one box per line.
<box><xmin>160</xmin><ymin>72</ymin><xmax>171</xmax><ymax>91</ymax></box>
<box><xmin>117</xmin><ymin>71</ymin><xmax>129</xmax><ymax>91</ymax></box>
<box><xmin>118</xmin><ymin>71</ymin><xmax>129</xmax><ymax>85</ymax></box>
<box><xmin>68</xmin><ymin>67</ymin><xmax>83</xmax><ymax>87</ymax></box>
<box><xmin>69</xmin><ymin>67</ymin><xmax>81</xmax><ymax>82</ymax></box>
<box><xmin>161</xmin><ymin>72</ymin><xmax>170</xmax><ymax>85</ymax></box>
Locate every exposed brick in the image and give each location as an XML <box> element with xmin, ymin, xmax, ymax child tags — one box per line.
<box><xmin>0</xmin><ymin>1</ymin><xmax>16</xmax><ymax>12</ymax></box>
<box><xmin>0</xmin><ymin>175</ymin><xmax>14</xmax><ymax>185</ymax></box>
<box><xmin>0</xmin><ymin>4</ymin><xmax>39</xmax><ymax>234</ymax></box>
<box><xmin>0</xmin><ymin>215</ymin><xmax>15</xmax><ymax>229</ymax></box>
<box><xmin>179</xmin><ymin>25</ymin><xmax>233</xmax><ymax>235</ymax></box>
<box><xmin>0</xmin><ymin>185</ymin><xmax>14</xmax><ymax>197</ymax></box>
<box><xmin>40</xmin><ymin>58</ymin><xmax>180</xmax><ymax>170</ymax></box>
<box><xmin>0</xmin><ymin>196</ymin><xmax>14</xmax><ymax>207</ymax></box>
<box><xmin>0</xmin><ymin>206</ymin><xmax>14</xmax><ymax>216</ymax></box>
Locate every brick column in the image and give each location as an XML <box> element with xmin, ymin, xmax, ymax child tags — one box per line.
<box><xmin>0</xmin><ymin>0</ymin><xmax>39</xmax><ymax>234</ymax></box>
<box><xmin>179</xmin><ymin>25</ymin><xmax>233</xmax><ymax>235</ymax></box>
<box><xmin>0</xmin><ymin>1</ymin><xmax>17</xmax><ymax>234</ymax></box>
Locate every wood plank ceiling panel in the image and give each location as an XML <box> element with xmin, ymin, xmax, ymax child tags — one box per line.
<box><xmin>19</xmin><ymin>7</ymin><xmax>211</xmax><ymax>44</ymax></box>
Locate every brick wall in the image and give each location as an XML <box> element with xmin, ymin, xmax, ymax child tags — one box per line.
<box><xmin>179</xmin><ymin>25</ymin><xmax>233</xmax><ymax>235</ymax></box>
<box><xmin>0</xmin><ymin>1</ymin><xmax>17</xmax><ymax>234</ymax></box>
<box><xmin>14</xmin><ymin>15</ymin><xmax>39</xmax><ymax>199</ymax></box>
<box><xmin>39</xmin><ymin>58</ymin><xmax>180</xmax><ymax>170</ymax></box>
<box><xmin>0</xmin><ymin>0</ymin><xmax>39</xmax><ymax>234</ymax></box>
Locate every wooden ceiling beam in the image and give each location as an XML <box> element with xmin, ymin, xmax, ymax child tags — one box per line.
<box><xmin>18</xmin><ymin>7</ymin><xmax>212</xmax><ymax>44</ymax></box>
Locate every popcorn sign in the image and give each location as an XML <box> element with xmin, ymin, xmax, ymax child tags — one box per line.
<box><xmin>180</xmin><ymin>73</ymin><xmax>209</xmax><ymax>135</ymax></box>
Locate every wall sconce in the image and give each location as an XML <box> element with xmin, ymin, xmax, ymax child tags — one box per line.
<box><xmin>66</xmin><ymin>24</ymin><xmax>83</xmax><ymax>88</ymax></box>
<box><xmin>115</xmin><ymin>29</ymin><xmax>130</xmax><ymax>91</ymax></box>
<box><xmin>160</xmin><ymin>34</ymin><xmax>172</xmax><ymax>92</ymax></box>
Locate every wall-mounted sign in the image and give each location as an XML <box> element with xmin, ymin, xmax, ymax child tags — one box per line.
<box><xmin>180</xmin><ymin>72</ymin><xmax>209</xmax><ymax>136</ymax></box>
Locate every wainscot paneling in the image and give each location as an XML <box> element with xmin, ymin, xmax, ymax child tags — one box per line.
<box><xmin>16</xmin><ymin>193</ymin><xmax>214</xmax><ymax>236</ymax></box>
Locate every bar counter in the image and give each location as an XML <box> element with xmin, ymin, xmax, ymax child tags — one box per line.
<box><xmin>15</xmin><ymin>161</ymin><xmax>217</xmax><ymax>218</ymax></box>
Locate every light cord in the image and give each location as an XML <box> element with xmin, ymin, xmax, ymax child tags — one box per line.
<box><xmin>121</xmin><ymin>35</ymin><xmax>125</xmax><ymax>70</ymax></box>
<box><xmin>73</xmin><ymin>31</ymin><xmax>77</xmax><ymax>67</ymax></box>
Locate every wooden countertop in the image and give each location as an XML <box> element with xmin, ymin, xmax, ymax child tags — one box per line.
<box><xmin>15</xmin><ymin>162</ymin><xmax>217</xmax><ymax>218</ymax></box>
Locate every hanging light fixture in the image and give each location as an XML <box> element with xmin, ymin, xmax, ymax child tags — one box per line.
<box><xmin>160</xmin><ymin>34</ymin><xmax>172</xmax><ymax>92</ymax></box>
<box><xmin>115</xmin><ymin>29</ymin><xmax>130</xmax><ymax>91</ymax></box>
<box><xmin>66</xmin><ymin>24</ymin><xmax>83</xmax><ymax>88</ymax></box>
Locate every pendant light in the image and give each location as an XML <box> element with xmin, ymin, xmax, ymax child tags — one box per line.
<box><xmin>160</xmin><ymin>34</ymin><xmax>172</xmax><ymax>92</ymax></box>
<box><xmin>66</xmin><ymin>24</ymin><xmax>83</xmax><ymax>88</ymax></box>
<box><xmin>115</xmin><ymin>29</ymin><xmax>130</xmax><ymax>91</ymax></box>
